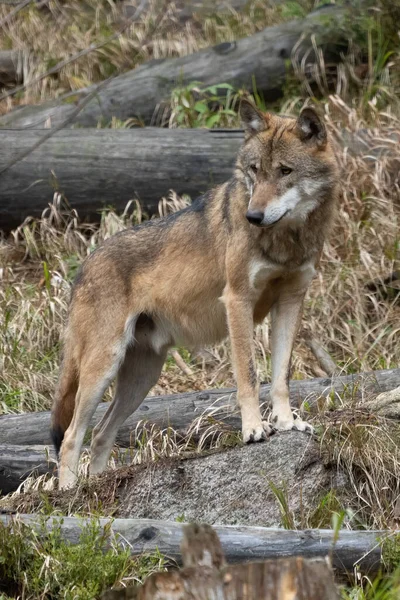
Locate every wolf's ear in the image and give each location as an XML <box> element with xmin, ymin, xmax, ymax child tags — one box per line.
<box><xmin>297</xmin><ymin>107</ymin><xmax>327</xmax><ymax>148</ymax></box>
<box><xmin>239</xmin><ymin>99</ymin><xmax>269</xmax><ymax>137</ymax></box>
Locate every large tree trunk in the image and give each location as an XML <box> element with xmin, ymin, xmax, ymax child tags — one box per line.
<box><xmin>0</xmin><ymin>5</ymin><xmax>347</xmax><ymax>130</ymax></box>
<box><xmin>0</xmin><ymin>514</ymin><xmax>383</xmax><ymax>575</ymax></box>
<box><xmin>0</xmin><ymin>127</ymin><xmax>390</xmax><ymax>231</ymax></box>
<box><xmin>0</xmin><ymin>368</ymin><xmax>398</xmax><ymax>447</ymax></box>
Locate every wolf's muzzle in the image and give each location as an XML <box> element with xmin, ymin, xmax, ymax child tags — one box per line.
<box><xmin>246</xmin><ymin>209</ymin><xmax>290</xmax><ymax>228</ymax></box>
<box><xmin>246</xmin><ymin>210</ymin><xmax>264</xmax><ymax>226</ymax></box>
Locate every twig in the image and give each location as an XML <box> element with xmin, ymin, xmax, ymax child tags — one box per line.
<box><xmin>170</xmin><ymin>349</ymin><xmax>194</xmax><ymax>376</ymax></box>
<box><xmin>0</xmin><ymin>0</ymin><xmax>166</xmax><ymax>176</ymax></box>
<box><xmin>0</xmin><ymin>0</ymin><xmax>149</xmax><ymax>102</ymax></box>
<box><xmin>0</xmin><ymin>0</ymin><xmax>34</xmax><ymax>28</ymax></box>
<box><xmin>302</xmin><ymin>331</ymin><xmax>336</xmax><ymax>377</ymax></box>
<box><xmin>0</xmin><ymin>76</ymin><xmax>113</xmax><ymax>176</ymax></box>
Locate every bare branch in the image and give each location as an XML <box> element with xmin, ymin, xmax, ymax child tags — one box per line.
<box><xmin>170</xmin><ymin>349</ymin><xmax>194</xmax><ymax>376</ymax></box>
<box><xmin>302</xmin><ymin>331</ymin><xmax>337</xmax><ymax>376</ymax></box>
<box><xmin>0</xmin><ymin>0</ymin><xmax>34</xmax><ymax>28</ymax></box>
<box><xmin>0</xmin><ymin>0</ymin><xmax>148</xmax><ymax>103</ymax></box>
<box><xmin>0</xmin><ymin>0</ymin><xmax>160</xmax><ymax>176</ymax></box>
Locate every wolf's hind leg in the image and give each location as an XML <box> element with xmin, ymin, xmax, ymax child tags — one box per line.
<box><xmin>59</xmin><ymin>349</ymin><xmax>121</xmax><ymax>489</ymax></box>
<box><xmin>90</xmin><ymin>344</ymin><xmax>167</xmax><ymax>476</ymax></box>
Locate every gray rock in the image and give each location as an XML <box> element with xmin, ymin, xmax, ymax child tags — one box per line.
<box><xmin>116</xmin><ymin>431</ymin><xmax>345</xmax><ymax>526</ymax></box>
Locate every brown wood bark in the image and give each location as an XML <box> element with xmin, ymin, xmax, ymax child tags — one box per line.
<box><xmin>104</xmin><ymin>557</ymin><xmax>339</xmax><ymax>599</ymax></box>
<box><xmin>0</xmin><ymin>368</ymin><xmax>398</xmax><ymax>447</ymax></box>
<box><xmin>125</xmin><ymin>524</ymin><xmax>339</xmax><ymax>599</ymax></box>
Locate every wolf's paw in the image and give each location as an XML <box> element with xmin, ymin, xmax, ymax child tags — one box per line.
<box><xmin>242</xmin><ymin>420</ymin><xmax>273</xmax><ymax>443</ymax></box>
<box><xmin>272</xmin><ymin>413</ymin><xmax>314</xmax><ymax>435</ymax></box>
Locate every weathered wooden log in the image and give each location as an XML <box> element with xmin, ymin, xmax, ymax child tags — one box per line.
<box><xmin>0</xmin><ymin>368</ymin><xmax>398</xmax><ymax>447</ymax></box>
<box><xmin>0</xmin><ymin>444</ymin><xmax>56</xmax><ymax>495</ymax></box>
<box><xmin>0</xmin><ymin>514</ymin><xmax>384</xmax><ymax>574</ymax></box>
<box><xmin>0</xmin><ymin>126</ymin><xmax>393</xmax><ymax>231</ymax></box>
<box><xmin>102</xmin><ymin>523</ymin><xmax>340</xmax><ymax>599</ymax></box>
<box><xmin>0</xmin><ymin>50</ymin><xmax>23</xmax><ymax>85</ymax></box>
<box><xmin>0</xmin><ymin>5</ymin><xmax>347</xmax><ymax>130</ymax></box>
<box><xmin>104</xmin><ymin>558</ymin><xmax>339</xmax><ymax>599</ymax></box>
<box><xmin>0</xmin><ymin>128</ymin><xmax>242</xmax><ymax>229</ymax></box>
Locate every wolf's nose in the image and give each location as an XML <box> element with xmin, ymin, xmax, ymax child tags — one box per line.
<box><xmin>246</xmin><ymin>210</ymin><xmax>264</xmax><ymax>226</ymax></box>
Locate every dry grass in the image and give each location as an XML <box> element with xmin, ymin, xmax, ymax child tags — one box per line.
<box><xmin>2</xmin><ymin>98</ymin><xmax>400</xmax><ymax>414</ymax></box>
<box><xmin>0</xmin><ymin>1</ymin><xmax>400</xmax><ymax>577</ymax></box>
<box><xmin>319</xmin><ymin>409</ymin><xmax>400</xmax><ymax>529</ymax></box>
<box><xmin>0</xmin><ymin>0</ymin><xmax>286</xmax><ymax>115</ymax></box>
<box><xmin>307</xmin><ymin>98</ymin><xmax>400</xmax><ymax>375</ymax></box>
<box><xmin>2</xmin><ymin>96</ymin><xmax>400</xmax><ymax>528</ymax></box>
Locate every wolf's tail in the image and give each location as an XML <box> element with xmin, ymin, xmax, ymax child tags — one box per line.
<box><xmin>50</xmin><ymin>341</ymin><xmax>79</xmax><ymax>458</ymax></box>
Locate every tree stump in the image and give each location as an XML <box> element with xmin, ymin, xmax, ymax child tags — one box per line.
<box><xmin>102</xmin><ymin>523</ymin><xmax>339</xmax><ymax>599</ymax></box>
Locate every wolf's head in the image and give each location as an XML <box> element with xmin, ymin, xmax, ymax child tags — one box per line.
<box><xmin>236</xmin><ymin>99</ymin><xmax>338</xmax><ymax>229</ymax></box>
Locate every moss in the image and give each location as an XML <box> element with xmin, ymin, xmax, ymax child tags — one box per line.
<box><xmin>0</xmin><ymin>516</ymin><xmax>166</xmax><ymax>599</ymax></box>
<box><xmin>307</xmin><ymin>490</ymin><xmax>344</xmax><ymax>529</ymax></box>
<box><xmin>382</xmin><ymin>533</ymin><xmax>400</xmax><ymax>572</ymax></box>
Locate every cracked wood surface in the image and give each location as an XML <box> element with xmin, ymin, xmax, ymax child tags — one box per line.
<box><xmin>0</xmin><ymin>368</ymin><xmax>398</xmax><ymax>447</ymax></box>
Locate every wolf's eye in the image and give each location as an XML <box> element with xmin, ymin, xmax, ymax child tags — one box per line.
<box><xmin>249</xmin><ymin>164</ymin><xmax>258</xmax><ymax>174</ymax></box>
<box><xmin>280</xmin><ymin>166</ymin><xmax>292</xmax><ymax>176</ymax></box>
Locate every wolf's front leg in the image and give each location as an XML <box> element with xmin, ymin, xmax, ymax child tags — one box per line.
<box><xmin>270</xmin><ymin>291</ymin><xmax>313</xmax><ymax>433</ymax></box>
<box><xmin>224</xmin><ymin>288</ymin><xmax>272</xmax><ymax>443</ymax></box>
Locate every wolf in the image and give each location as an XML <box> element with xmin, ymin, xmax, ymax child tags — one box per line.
<box><xmin>51</xmin><ymin>99</ymin><xmax>339</xmax><ymax>489</ymax></box>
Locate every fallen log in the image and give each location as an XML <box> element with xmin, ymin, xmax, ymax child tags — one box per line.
<box><xmin>0</xmin><ymin>444</ymin><xmax>56</xmax><ymax>495</ymax></box>
<box><xmin>0</xmin><ymin>368</ymin><xmax>398</xmax><ymax>447</ymax></box>
<box><xmin>0</xmin><ymin>514</ymin><xmax>384</xmax><ymax>574</ymax></box>
<box><xmin>102</xmin><ymin>523</ymin><xmax>340</xmax><ymax>599</ymax></box>
<box><xmin>0</xmin><ymin>126</ymin><xmax>392</xmax><ymax>230</ymax></box>
<box><xmin>0</xmin><ymin>128</ymin><xmax>243</xmax><ymax>229</ymax></box>
<box><xmin>0</xmin><ymin>5</ymin><xmax>348</xmax><ymax>129</ymax></box>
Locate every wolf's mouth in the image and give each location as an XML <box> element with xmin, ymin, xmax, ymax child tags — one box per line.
<box><xmin>261</xmin><ymin>209</ymin><xmax>290</xmax><ymax>228</ymax></box>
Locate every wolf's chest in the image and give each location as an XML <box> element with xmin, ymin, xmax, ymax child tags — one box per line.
<box><xmin>249</xmin><ymin>258</ymin><xmax>316</xmax><ymax>301</ymax></box>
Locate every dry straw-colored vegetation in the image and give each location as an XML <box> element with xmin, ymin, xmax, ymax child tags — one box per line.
<box><xmin>1</xmin><ymin>0</ymin><xmax>400</xmax><ymax>597</ymax></box>
<box><xmin>0</xmin><ymin>0</ymin><xmax>285</xmax><ymax>114</ymax></box>
<box><xmin>2</xmin><ymin>100</ymin><xmax>400</xmax><ymax>412</ymax></box>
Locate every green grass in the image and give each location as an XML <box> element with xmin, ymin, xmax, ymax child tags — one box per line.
<box><xmin>0</xmin><ymin>517</ymin><xmax>166</xmax><ymax>599</ymax></box>
<box><xmin>341</xmin><ymin>570</ymin><xmax>400</xmax><ymax>600</ymax></box>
